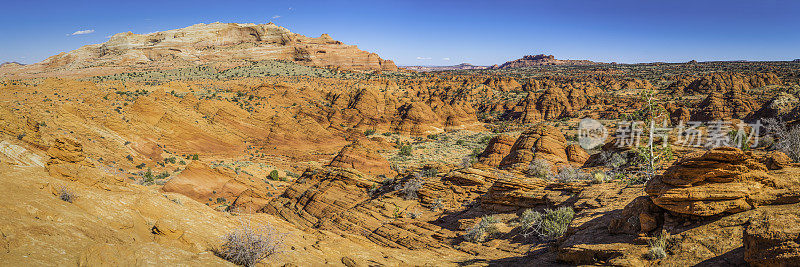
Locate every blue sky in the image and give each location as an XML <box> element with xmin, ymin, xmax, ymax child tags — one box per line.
<box><xmin>1</xmin><ymin>0</ymin><xmax>798</xmax><ymax>66</ymax></box>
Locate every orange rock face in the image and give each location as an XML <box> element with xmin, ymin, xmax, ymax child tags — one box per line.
<box><xmin>475</xmin><ymin>134</ymin><xmax>515</xmax><ymax>167</ymax></box>
<box><xmin>162</xmin><ymin>161</ymin><xmax>269</xmax><ymax>212</ymax></box>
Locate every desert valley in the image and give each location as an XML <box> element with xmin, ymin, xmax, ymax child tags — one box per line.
<box><xmin>1</xmin><ymin>20</ymin><xmax>799</xmax><ymax>266</ymax></box>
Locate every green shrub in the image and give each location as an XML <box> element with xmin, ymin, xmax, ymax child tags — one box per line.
<box><xmin>268</xmin><ymin>170</ymin><xmax>280</xmax><ymax>181</ymax></box>
<box><xmin>364</xmin><ymin>129</ymin><xmax>376</xmax><ymax>136</ymax></box>
<box><xmin>464</xmin><ymin>215</ymin><xmax>499</xmax><ymax>242</ymax></box>
<box><xmin>519</xmin><ymin>207</ymin><xmax>574</xmax><ymax>239</ymax></box>
<box><xmin>398</xmin><ymin>145</ymin><xmax>413</xmax><ymax>157</ymax></box>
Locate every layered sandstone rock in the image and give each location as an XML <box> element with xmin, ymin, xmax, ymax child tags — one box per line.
<box><xmin>646</xmin><ymin>147</ymin><xmax>800</xmax><ymax>216</ymax></box>
<box><xmin>262</xmin><ymin>168</ymin><xmax>454</xmax><ymax>250</ymax></box>
<box><xmin>670</xmin><ymin>73</ymin><xmax>782</xmax><ymax>95</ymax></box>
<box><xmin>162</xmin><ymin>161</ymin><xmax>269</xmax><ymax>212</ymax></box>
<box><xmin>475</xmin><ymin>134</ymin><xmax>515</xmax><ymax>167</ymax></box>
<box><xmin>328</xmin><ymin>140</ymin><xmax>394</xmax><ymax>177</ymax></box>
<box><xmin>482</xmin><ymin>177</ymin><xmax>548</xmax><ymax>210</ymax></box>
<box><xmin>45</xmin><ymin>137</ymin><xmax>122</xmax><ymax>186</ymax></box>
<box><xmin>693</xmin><ymin>90</ymin><xmax>757</xmax><ymax>121</ymax></box>
<box><xmin>499</xmin><ymin>124</ymin><xmax>588</xmax><ymax>171</ymax></box>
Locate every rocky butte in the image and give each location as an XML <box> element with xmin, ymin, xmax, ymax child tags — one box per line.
<box><xmin>491</xmin><ymin>54</ymin><xmax>601</xmax><ymax>69</ymax></box>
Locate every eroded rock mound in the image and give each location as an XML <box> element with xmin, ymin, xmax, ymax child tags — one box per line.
<box><xmin>499</xmin><ymin>124</ymin><xmax>588</xmax><ymax>171</ymax></box>
<box><xmin>7</xmin><ymin>22</ymin><xmax>397</xmax><ymax>77</ymax></box>
<box><xmin>328</xmin><ymin>140</ymin><xmax>394</xmax><ymax>177</ymax></box>
<box><xmin>491</xmin><ymin>54</ymin><xmax>599</xmax><ymax>69</ymax></box>
<box><xmin>475</xmin><ymin>134</ymin><xmax>515</xmax><ymax>167</ymax></box>
<box><xmin>646</xmin><ymin>147</ymin><xmax>800</xmax><ymax>216</ymax></box>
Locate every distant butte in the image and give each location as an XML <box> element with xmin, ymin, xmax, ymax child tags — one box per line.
<box><xmin>491</xmin><ymin>54</ymin><xmax>601</xmax><ymax>69</ymax></box>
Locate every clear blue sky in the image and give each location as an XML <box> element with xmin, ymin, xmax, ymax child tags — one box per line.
<box><xmin>1</xmin><ymin>0</ymin><xmax>798</xmax><ymax>66</ymax></box>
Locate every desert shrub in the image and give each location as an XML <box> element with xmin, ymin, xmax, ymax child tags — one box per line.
<box><xmin>381</xmin><ymin>132</ymin><xmax>392</xmax><ymax>136</ymax></box>
<box><xmin>430</xmin><ymin>198</ymin><xmax>444</xmax><ymax>211</ymax></box>
<box><xmin>398</xmin><ymin>177</ymin><xmax>424</xmax><ymax>200</ymax></box>
<box><xmin>57</xmin><ymin>186</ymin><xmax>76</xmax><ymax>203</ymax></box>
<box><xmin>645</xmin><ymin>233</ymin><xmax>669</xmax><ymax>260</ymax></box>
<box><xmin>528</xmin><ymin>158</ymin><xmax>552</xmax><ymax>179</ymax></box>
<box><xmin>398</xmin><ymin>145</ymin><xmax>413</xmax><ymax>157</ymax></box>
<box><xmin>406</xmin><ymin>209</ymin><xmax>422</xmax><ymax>219</ymax></box>
<box><xmin>518</xmin><ymin>207</ymin><xmax>574</xmax><ymax>239</ymax></box>
<box><xmin>591</xmin><ymin>171</ymin><xmax>610</xmax><ymax>184</ymax></box>
<box><xmin>765</xmin><ymin>118</ymin><xmax>800</xmax><ymax>162</ymax></box>
<box><xmin>214</xmin><ymin>222</ymin><xmax>283</xmax><ymax>267</ymax></box>
<box><xmin>464</xmin><ymin>215</ymin><xmax>499</xmax><ymax>242</ymax></box>
<box><xmin>268</xmin><ymin>170</ymin><xmax>280</xmax><ymax>181</ymax></box>
<box><xmin>551</xmin><ymin>166</ymin><xmax>589</xmax><ymax>183</ymax></box>
<box><xmin>364</xmin><ymin>129</ymin><xmax>376</xmax><ymax>136</ymax></box>
<box><xmin>602</xmin><ymin>152</ymin><xmax>627</xmax><ymax>170</ymax></box>
<box><xmin>460</xmin><ymin>156</ymin><xmax>475</xmax><ymax>169</ymax></box>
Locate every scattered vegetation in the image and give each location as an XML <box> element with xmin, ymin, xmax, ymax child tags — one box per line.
<box><xmin>765</xmin><ymin>118</ymin><xmax>800</xmax><ymax>162</ymax></box>
<box><xmin>397</xmin><ymin>177</ymin><xmax>424</xmax><ymax>200</ymax></box>
<box><xmin>398</xmin><ymin>145</ymin><xmax>413</xmax><ymax>157</ymax></box>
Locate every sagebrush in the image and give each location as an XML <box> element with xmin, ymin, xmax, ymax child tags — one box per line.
<box><xmin>519</xmin><ymin>207</ymin><xmax>574</xmax><ymax>239</ymax></box>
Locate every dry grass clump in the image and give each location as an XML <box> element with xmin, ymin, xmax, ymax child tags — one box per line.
<box><xmin>397</xmin><ymin>177</ymin><xmax>424</xmax><ymax>200</ymax></box>
<box><xmin>645</xmin><ymin>232</ymin><xmax>669</xmax><ymax>260</ymax></box>
<box><xmin>214</xmin><ymin>221</ymin><xmax>284</xmax><ymax>267</ymax></box>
